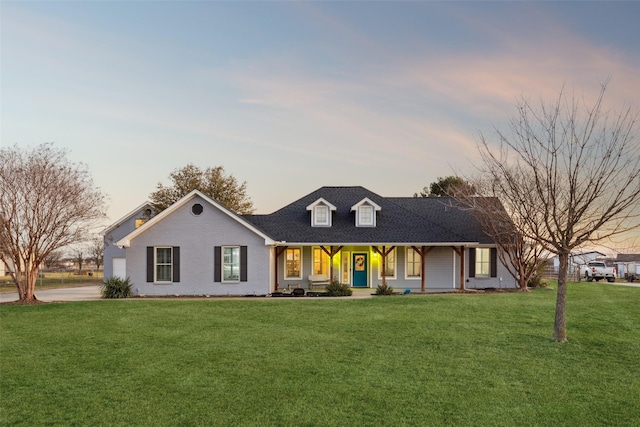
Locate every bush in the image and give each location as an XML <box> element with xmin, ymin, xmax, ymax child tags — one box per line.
<box><xmin>375</xmin><ymin>283</ymin><xmax>395</xmax><ymax>295</ymax></box>
<box><xmin>101</xmin><ymin>277</ymin><xmax>133</xmax><ymax>299</ymax></box>
<box><xmin>325</xmin><ymin>281</ymin><xmax>352</xmax><ymax>297</ymax></box>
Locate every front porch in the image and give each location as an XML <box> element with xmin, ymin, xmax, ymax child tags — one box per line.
<box><xmin>272</xmin><ymin>244</ymin><xmax>472</xmax><ymax>293</ymax></box>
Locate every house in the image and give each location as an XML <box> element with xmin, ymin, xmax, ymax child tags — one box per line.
<box><xmin>104</xmin><ymin>186</ymin><xmax>518</xmax><ymax>296</ymax></box>
<box><xmin>102</xmin><ymin>202</ymin><xmax>155</xmax><ymax>280</ymax></box>
<box><xmin>615</xmin><ymin>254</ymin><xmax>640</xmax><ymax>278</ymax></box>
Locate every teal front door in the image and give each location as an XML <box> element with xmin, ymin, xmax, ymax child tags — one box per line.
<box><xmin>352</xmin><ymin>253</ymin><xmax>368</xmax><ymax>287</ymax></box>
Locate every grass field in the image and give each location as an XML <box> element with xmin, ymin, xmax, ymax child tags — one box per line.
<box><xmin>1</xmin><ymin>283</ymin><xmax>639</xmax><ymax>426</ymax></box>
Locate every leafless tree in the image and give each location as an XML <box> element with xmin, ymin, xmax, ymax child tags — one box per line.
<box><xmin>0</xmin><ymin>143</ymin><xmax>106</xmax><ymax>302</ymax></box>
<box><xmin>453</xmin><ymin>182</ymin><xmax>547</xmax><ymax>292</ymax></box>
<box><xmin>43</xmin><ymin>249</ymin><xmax>64</xmax><ymax>269</ymax></box>
<box><xmin>475</xmin><ymin>81</ymin><xmax>640</xmax><ymax>342</ymax></box>
<box><xmin>90</xmin><ymin>237</ymin><xmax>104</xmax><ymax>270</ymax></box>
<box><xmin>72</xmin><ymin>248</ymin><xmax>85</xmax><ymax>272</ymax></box>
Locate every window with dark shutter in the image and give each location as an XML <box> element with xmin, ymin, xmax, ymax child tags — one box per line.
<box><xmin>214</xmin><ymin>246</ymin><xmax>221</xmax><ymax>282</ymax></box>
<box><xmin>468</xmin><ymin>247</ymin><xmax>476</xmax><ymax>278</ymax></box>
<box><xmin>490</xmin><ymin>247</ymin><xmax>498</xmax><ymax>278</ymax></box>
<box><xmin>173</xmin><ymin>247</ymin><xmax>180</xmax><ymax>282</ymax></box>
<box><xmin>147</xmin><ymin>247</ymin><xmax>154</xmax><ymax>282</ymax></box>
<box><xmin>240</xmin><ymin>246</ymin><xmax>247</xmax><ymax>282</ymax></box>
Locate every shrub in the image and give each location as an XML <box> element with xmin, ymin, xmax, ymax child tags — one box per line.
<box><xmin>101</xmin><ymin>277</ymin><xmax>133</xmax><ymax>299</ymax></box>
<box><xmin>325</xmin><ymin>281</ymin><xmax>352</xmax><ymax>297</ymax></box>
<box><xmin>375</xmin><ymin>283</ymin><xmax>395</xmax><ymax>295</ymax></box>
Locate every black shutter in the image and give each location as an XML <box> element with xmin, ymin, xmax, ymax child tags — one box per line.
<box><xmin>240</xmin><ymin>246</ymin><xmax>248</xmax><ymax>282</ymax></box>
<box><xmin>173</xmin><ymin>247</ymin><xmax>180</xmax><ymax>283</ymax></box>
<box><xmin>214</xmin><ymin>246</ymin><xmax>221</xmax><ymax>282</ymax></box>
<box><xmin>146</xmin><ymin>247</ymin><xmax>154</xmax><ymax>282</ymax></box>
<box><xmin>468</xmin><ymin>248</ymin><xmax>476</xmax><ymax>278</ymax></box>
<box><xmin>490</xmin><ymin>247</ymin><xmax>498</xmax><ymax>278</ymax></box>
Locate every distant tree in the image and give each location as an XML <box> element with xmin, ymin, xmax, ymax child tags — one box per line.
<box><xmin>73</xmin><ymin>249</ymin><xmax>84</xmax><ymax>272</ymax></box>
<box><xmin>475</xmin><ymin>81</ymin><xmax>640</xmax><ymax>342</ymax></box>
<box><xmin>43</xmin><ymin>250</ymin><xmax>64</xmax><ymax>269</ymax></box>
<box><xmin>150</xmin><ymin>164</ymin><xmax>254</xmax><ymax>214</ymax></box>
<box><xmin>415</xmin><ymin>176</ymin><xmax>475</xmax><ymax>197</ymax></box>
<box><xmin>0</xmin><ymin>143</ymin><xmax>106</xmax><ymax>302</ymax></box>
<box><xmin>90</xmin><ymin>237</ymin><xmax>104</xmax><ymax>270</ymax></box>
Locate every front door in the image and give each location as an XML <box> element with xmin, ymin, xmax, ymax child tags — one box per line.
<box><xmin>352</xmin><ymin>253</ymin><xmax>368</xmax><ymax>287</ymax></box>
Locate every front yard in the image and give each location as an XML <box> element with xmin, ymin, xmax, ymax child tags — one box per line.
<box><xmin>1</xmin><ymin>283</ymin><xmax>639</xmax><ymax>425</ymax></box>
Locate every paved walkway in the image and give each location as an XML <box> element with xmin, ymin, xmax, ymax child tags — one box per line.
<box><xmin>0</xmin><ymin>285</ymin><xmax>102</xmax><ymax>303</ymax></box>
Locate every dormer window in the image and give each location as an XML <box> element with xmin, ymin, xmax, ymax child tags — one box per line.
<box><xmin>358</xmin><ymin>205</ymin><xmax>374</xmax><ymax>226</ymax></box>
<box><xmin>306</xmin><ymin>198</ymin><xmax>337</xmax><ymax>227</ymax></box>
<box><xmin>351</xmin><ymin>198</ymin><xmax>382</xmax><ymax>227</ymax></box>
<box><xmin>315</xmin><ymin>205</ymin><xmax>329</xmax><ymax>225</ymax></box>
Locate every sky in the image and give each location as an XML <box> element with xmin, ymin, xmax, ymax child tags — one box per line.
<box><xmin>2</xmin><ymin>1</ymin><xmax>640</xmax><ymax>252</ymax></box>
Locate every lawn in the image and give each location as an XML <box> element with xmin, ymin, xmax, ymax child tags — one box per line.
<box><xmin>1</xmin><ymin>283</ymin><xmax>639</xmax><ymax>426</ymax></box>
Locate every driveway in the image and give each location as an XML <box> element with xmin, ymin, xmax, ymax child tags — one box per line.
<box><xmin>0</xmin><ymin>285</ymin><xmax>102</xmax><ymax>303</ymax></box>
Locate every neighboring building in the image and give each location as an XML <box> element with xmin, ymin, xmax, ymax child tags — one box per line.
<box><xmin>548</xmin><ymin>250</ymin><xmax>606</xmax><ymax>276</ymax></box>
<box><xmin>615</xmin><ymin>254</ymin><xmax>640</xmax><ymax>278</ymax></box>
<box><xmin>104</xmin><ymin>187</ymin><xmax>518</xmax><ymax>296</ymax></box>
<box><xmin>102</xmin><ymin>202</ymin><xmax>154</xmax><ymax>280</ymax></box>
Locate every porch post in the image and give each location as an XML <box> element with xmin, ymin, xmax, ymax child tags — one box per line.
<box><xmin>274</xmin><ymin>246</ymin><xmax>287</xmax><ymax>292</ymax></box>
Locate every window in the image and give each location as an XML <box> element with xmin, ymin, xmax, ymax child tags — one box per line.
<box><xmin>155</xmin><ymin>247</ymin><xmax>173</xmax><ymax>282</ymax></box>
<box><xmin>475</xmin><ymin>248</ymin><xmax>491</xmax><ymax>277</ymax></box>
<box><xmin>406</xmin><ymin>247</ymin><xmax>422</xmax><ymax>278</ymax></box>
<box><xmin>192</xmin><ymin>203</ymin><xmax>203</xmax><ymax>215</ymax></box>
<box><xmin>314</xmin><ymin>205</ymin><xmax>329</xmax><ymax>226</ymax></box>
<box><xmin>134</xmin><ymin>218</ymin><xmax>147</xmax><ymax>228</ymax></box>
<box><xmin>285</xmin><ymin>248</ymin><xmax>301</xmax><ymax>279</ymax></box>
<box><xmin>214</xmin><ymin>246</ymin><xmax>247</xmax><ymax>283</ymax></box>
<box><xmin>359</xmin><ymin>206</ymin><xmax>374</xmax><ymax>226</ymax></box>
<box><xmin>341</xmin><ymin>251</ymin><xmax>351</xmax><ymax>284</ymax></box>
<box><xmin>378</xmin><ymin>248</ymin><xmax>396</xmax><ymax>278</ymax></box>
<box><xmin>223</xmin><ymin>246</ymin><xmax>240</xmax><ymax>282</ymax></box>
<box><xmin>313</xmin><ymin>247</ymin><xmax>330</xmax><ymax>275</ymax></box>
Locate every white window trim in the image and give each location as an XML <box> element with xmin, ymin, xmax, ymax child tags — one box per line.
<box><xmin>306</xmin><ymin>198</ymin><xmax>337</xmax><ymax>227</ymax></box>
<box><xmin>341</xmin><ymin>251</ymin><xmax>351</xmax><ymax>285</ymax></box>
<box><xmin>358</xmin><ymin>205</ymin><xmax>374</xmax><ymax>226</ymax></box>
<box><xmin>475</xmin><ymin>247</ymin><xmax>491</xmax><ymax>278</ymax></box>
<box><xmin>222</xmin><ymin>246</ymin><xmax>241</xmax><ymax>283</ymax></box>
<box><xmin>314</xmin><ymin>205</ymin><xmax>330</xmax><ymax>226</ymax></box>
<box><xmin>377</xmin><ymin>247</ymin><xmax>397</xmax><ymax>280</ymax></box>
<box><xmin>351</xmin><ymin>198</ymin><xmax>381</xmax><ymax>227</ymax></box>
<box><xmin>284</xmin><ymin>247</ymin><xmax>302</xmax><ymax>280</ymax></box>
<box><xmin>405</xmin><ymin>247</ymin><xmax>422</xmax><ymax>280</ymax></box>
<box><xmin>312</xmin><ymin>247</ymin><xmax>330</xmax><ymax>276</ymax></box>
<box><xmin>155</xmin><ymin>246</ymin><xmax>173</xmax><ymax>284</ymax></box>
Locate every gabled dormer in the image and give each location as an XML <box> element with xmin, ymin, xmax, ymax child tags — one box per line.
<box><xmin>351</xmin><ymin>197</ymin><xmax>382</xmax><ymax>227</ymax></box>
<box><xmin>306</xmin><ymin>198</ymin><xmax>337</xmax><ymax>227</ymax></box>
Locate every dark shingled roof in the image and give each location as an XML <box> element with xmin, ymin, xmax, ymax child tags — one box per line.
<box><xmin>243</xmin><ymin>186</ymin><xmax>494</xmax><ymax>245</ymax></box>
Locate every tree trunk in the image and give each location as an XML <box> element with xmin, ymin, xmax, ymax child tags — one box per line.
<box><xmin>553</xmin><ymin>252</ymin><xmax>569</xmax><ymax>342</ymax></box>
<box><xmin>15</xmin><ymin>267</ymin><xmax>39</xmax><ymax>303</ymax></box>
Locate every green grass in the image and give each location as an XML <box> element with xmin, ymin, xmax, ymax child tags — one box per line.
<box><xmin>1</xmin><ymin>283</ymin><xmax>639</xmax><ymax>426</ymax></box>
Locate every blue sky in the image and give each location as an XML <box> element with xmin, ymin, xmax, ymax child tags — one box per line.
<box><xmin>2</xmin><ymin>2</ymin><xmax>639</xmax><ymax>240</ymax></box>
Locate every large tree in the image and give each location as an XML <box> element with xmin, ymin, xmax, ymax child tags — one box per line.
<box><xmin>150</xmin><ymin>164</ymin><xmax>254</xmax><ymax>214</ymax></box>
<box><xmin>475</xmin><ymin>82</ymin><xmax>640</xmax><ymax>342</ymax></box>
<box><xmin>415</xmin><ymin>176</ymin><xmax>475</xmax><ymax>197</ymax></box>
<box><xmin>0</xmin><ymin>143</ymin><xmax>106</xmax><ymax>302</ymax></box>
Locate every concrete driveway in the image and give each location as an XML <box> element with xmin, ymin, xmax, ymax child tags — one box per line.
<box><xmin>0</xmin><ymin>285</ymin><xmax>102</xmax><ymax>303</ymax></box>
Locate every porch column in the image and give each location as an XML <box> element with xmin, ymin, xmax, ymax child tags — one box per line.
<box><xmin>320</xmin><ymin>245</ymin><xmax>343</xmax><ymax>284</ymax></box>
<box><xmin>274</xmin><ymin>246</ymin><xmax>287</xmax><ymax>292</ymax></box>
<box><xmin>372</xmin><ymin>245</ymin><xmax>395</xmax><ymax>286</ymax></box>
<box><xmin>412</xmin><ymin>246</ymin><xmax>433</xmax><ymax>293</ymax></box>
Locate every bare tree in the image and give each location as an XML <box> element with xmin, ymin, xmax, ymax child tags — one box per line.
<box><xmin>476</xmin><ymin>81</ymin><xmax>640</xmax><ymax>342</ymax></box>
<box><xmin>43</xmin><ymin>249</ymin><xmax>64</xmax><ymax>269</ymax></box>
<box><xmin>90</xmin><ymin>237</ymin><xmax>104</xmax><ymax>270</ymax></box>
<box><xmin>0</xmin><ymin>143</ymin><xmax>106</xmax><ymax>302</ymax></box>
<box><xmin>72</xmin><ymin>248</ymin><xmax>85</xmax><ymax>272</ymax></box>
<box><xmin>150</xmin><ymin>164</ymin><xmax>254</xmax><ymax>214</ymax></box>
<box><xmin>454</xmin><ymin>181</ymin><xmax>548</xmax><ymax>291</ymax></box>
